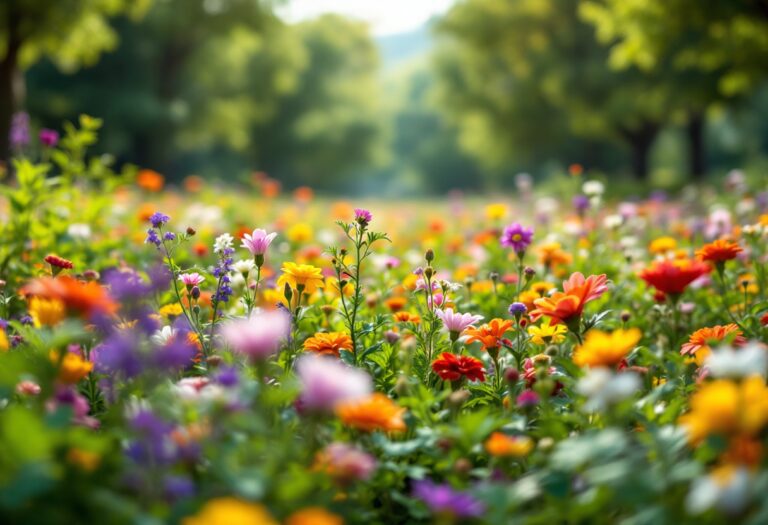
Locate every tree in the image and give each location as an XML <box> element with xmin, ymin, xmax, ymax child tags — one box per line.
<box><xmin>0</xmin><ymin>0</ymin><xmax>149</xmax><ymax>160</ymax></box>
<box><xmin>433</xmin><ymin>0</ymin><xmax>686</xmax><ymax>180</ymax></box>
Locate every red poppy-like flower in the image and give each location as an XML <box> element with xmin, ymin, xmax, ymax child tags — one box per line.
<box><xmin>638</xmin><ymin>259</ymin><xmax>710</xmax><ymax>295</ymax></box>
<box><xmin>431</xmin><ymin>352</ymin><xmax>486</xmax><ymax>382</ymax></box>
<box><xmin>695</xmin><ymin>239</ymin><xmax>743</xmax><ymax>264</ymax></box>
<box><xmin>44</xmin><ymin>254</ymin><xmax>74</xmax><ymax>270</ymax></box>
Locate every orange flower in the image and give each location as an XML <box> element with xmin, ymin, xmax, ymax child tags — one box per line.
<box><xmin>529</xmin><ymin>273</ymin><xmax>608</xmax><ymax>324</ymax></box>
<box><xmin>384</xmin><ymin>296</ymin><xmax>407</xmax><ymax>312</ymax></box>
<box><xmin>638</xmin><ymin>259</ymin><xmax>710</xmax><ymax>295</ymax></box>
<box><xmin>681</xmin><ymin>324</ymin><xmax>746</xmax><ymax>362</ymax></box>
<box><xmin>537</xmin><ymin>242</ymin><xmax>572</xmax><ymax>269</ymax></box>
<box><xmin>485</xmin><ymin>432</ymin><xmax>533</xmax><ymax>457</ymax></box>
<box><xmin>183</xmin><ymin>175</ymin><xmax>204</xmax><ymax>193</ymax></box>
<box><xmin>393</xmin><ymin>311</ymin><xmax>420</xmax><ymax>323</ymax></box>
<box><xmin>696</xmin><ymin>239</ymin><xmax>743</xmax><ymax>264</ymax></box>
<box><xmin>303</xmin><ymin>332</ymin><xmax>353</xmax><ymax>357</ymax></box>
<box><xmin>51</xmin><ymin>350</ymin><xmax>93</xmax><ymax>384</ymax></box>
<box><xmin>464</xmin><ymin>318</ymin><xmax>514</xmax><ymax>350</ymax></box>
<box><xmin>136</xmin><ymin>169</ymin><xmax>164</xmax><ymax>192</ymax></box>
<box><xmin>293</xmin><ymin>186</ymin><xmax>314</xmax><ymax>203</ymax></box>
<box><xmin>336</xmin><ymin>393</ymin><xmax>406</xmax><ymax>433</ymax></box>
<box><xmin>22</xmin><ymin>276</ymin><xmax>118</xmax><ymax>318</ymax></box>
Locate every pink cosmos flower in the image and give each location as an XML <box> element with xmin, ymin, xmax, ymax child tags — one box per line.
<box><xmin>220</xmin><ymin>309</ymin><xmax>290</xmax><ymax>361</ymax></box>
<box><xmin>241</xmin><ymin>228</ymin><xmax>277</xmax><ymax>256</ymax></box>
<box><xmin>295</xmin><ymin>354</ymin><xmax>372</xmax><ymax>413</ymax></box>
<box><xmin>178</xmin><ymin>272</ymin><xmax>205</xmax><ymax>287</ymax></box>
<box><xmin>436</xmin><ymin>308</ymin><xmax>483</xmax><ymax>335</ymax></box>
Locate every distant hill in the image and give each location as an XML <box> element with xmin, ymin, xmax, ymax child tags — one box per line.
<box><xmin>376</xmin><ymin>23</ymin><xmax>434</xmax><ymax>70</ymax></box>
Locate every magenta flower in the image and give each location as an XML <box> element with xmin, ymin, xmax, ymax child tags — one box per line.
<box><xmin>178</xmin><ymin>273</ymin><xmax>205</xmax><ymax>287</ymax></box>
<box><xmin>39</xmin><ymin>128</ymin><xmax>59</xmax><ymax>148</ymax></box>
<box><xmin>436</xmin><ymin>308</ymin><xmax>483</xmax><ymax>336</ymax></box>
<box><xmin>241</xmin><ymin>228</ymin><xmax>277</xmax><ymax>256</ymax></box>
<box><xmin>296</xmin><ymin>354</ymin><xmax>372</xmax><ymax>413</ymax></box>
<box><xmin>220</xmin><ymin>309</ymin><xmax>290</xmax><ymax>361</ymax></box>
<box><xmin>500</xmin><ymin>223</ymin><xmax>534</xmax><ymax>254</ymax></box>
<box><xmin>354</xmin><ymin>208</ymin><xmax>373</xmax><ymax>225</ymax></box>
<box><xmin>412</xmin><ymin>479</ymin><xmax>485</xmax><ymax>518</ymax></box>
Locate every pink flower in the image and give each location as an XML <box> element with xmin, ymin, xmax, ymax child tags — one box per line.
<box><xmin>295</xmin><ymin>354</ymin><xmax>371</xmax><ymax>412</ymax></box>
<box><xmin>436</xmin><ymin>308</ymin><xmax>483</xmax><ymax>335</ymax></box>
<box><xmin>178</xmin><ymin>272</ymin><xmax>205</xmax><ymax>287</ymax></box>
<box><xmin>221</xmin><ymin>309</ymin><xmax>290</xmax><ymax>360</ymax></box>
<box><xmin>241</xmin><ymin>228</ymin><xmax>277</xmax><ymax>256</ymax></box>
<box><xmin>317</xmin><ymin>442</ymin><xmax>377</xmax><ymax>483</ymax></box>
<box><xmin>15</xmin><ymin>380</ymin><xmax>41</xmax><ymax>396</ymax></box>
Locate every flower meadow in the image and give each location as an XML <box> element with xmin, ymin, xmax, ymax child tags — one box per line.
<box><xmin>3</xmin><ymin>120</ymin><xmax>768</xmax><ymax>525</ymax></box>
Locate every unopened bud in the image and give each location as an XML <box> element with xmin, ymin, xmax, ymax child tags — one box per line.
<box><xmin>186</xmin><ymin>227</ymin><xmax>196</xmax><ymax>236</ymax></box>
<box><xmin>620</xmin><ymin>311</ymin><xmax>631</xmax><ymax>323</ymax></box>
<box><xmin>425</xmin><ymin>249</ymin><xmax>434</xmax><ymax>263</ymax></box>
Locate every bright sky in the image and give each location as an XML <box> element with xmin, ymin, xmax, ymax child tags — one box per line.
<box><xmin>279</xmin><ymin>0</ymin><xmax>456</xmax><ymax>35</ymax></box>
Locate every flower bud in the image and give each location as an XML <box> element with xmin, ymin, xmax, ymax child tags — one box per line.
<box><xmin>191</xmin><ymin>286</ymin><xmax>201</xmax><ymax>300</ymax></box>
<box><xmin>425</xmin><ymin>249</ymin><xmax>434</xmax><ymax>263</ymax></box>
<box><xmin>504</xmin><ymin>367</ymin><xmax>520</xmax><ymax>383</ymax></box>
<box><xmin>620</xmin><ymin>310</ymin><xmax>631</xmax><ymax>323</ymax></box>
<box><xmin>424</xmin><ymin>267</ymin><xmax>434</xmax><ymax>279</ymax></box>
<box><xmin>186</xmin><ymin>226</ymin><xmax>196</xmax><ymax>236</ymax></box>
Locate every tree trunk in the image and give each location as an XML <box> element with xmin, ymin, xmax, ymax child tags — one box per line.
<box><xmin>622</xmin><ymin>122</ymin><xmax>659</xmax><ymax>181</ymax></box>
<box><xmin>0</xmin><ymin>6</ymin><xmax>24</xmax><ymax>163</ymax></box>
<box><xmin>687</xmin><ymin>112</ymin><xmax>706</xmax><ymax>180</ymax></box>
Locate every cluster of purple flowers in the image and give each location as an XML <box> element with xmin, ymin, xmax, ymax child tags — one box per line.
<box><xmin>211</xmin><ymin>246</ymin><xmax>235</xmax><ymax>304</ymax></box>
<box><xmin>412</xmin><ymin>479</ymin><xmax>485</xmax><ymax>519</ymax></box>
<box><xmin>9</xmin><ymin>112</ymin><xmax>29</xmax><ymax>150</ymax></box>
<box><xmin>146</xmin><ymin>212</ymin><xmax>174</xmax><ymax>247</ymax></box>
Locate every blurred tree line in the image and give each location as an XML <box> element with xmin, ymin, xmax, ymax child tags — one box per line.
<box><xmin>2</xmin><ymin>0</ymin><xmax>768</xmax><ymax>193</ymax></box>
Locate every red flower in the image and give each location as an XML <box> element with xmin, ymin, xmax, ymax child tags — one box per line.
<box><xmin>44</xmin><ymin>254</ymin><xmax>73</xmax><ymax>270</ymax></box>
<box><xmin>696</xmin><ymin>239</ymin><xmax>743</xmax><ymax>264</ymax></box>
<box><xmin>431</xmin><ymin>352</ymin><xmax>486</xmax><ymax>382</ymax></box>
<box><xmin>638</xmin><ymin>259</ymin><xmax>710</xmax><ymax>295</ymax></box>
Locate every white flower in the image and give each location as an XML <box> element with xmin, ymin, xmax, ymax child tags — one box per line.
<box><xmin>151</xmin><ymin>326</ymin><xmax>176</xmax><ymax>346</ymax></box>
<box><xmin>582</xmin><ymin>180</ymin><xmax>605</xmax><ymax>196</ymax></box>
<box><xmin>687</xmin><ymin>466</ymin><xmax>751</xmax><ymax>515</ymax></box>
<box><xmin>705</xmin><ymin>342</ymin><xmax>767</xmax><ymax>379</ymax></box>
<box><xmin>67</xmin><ymin>223</ymin><xmax>92</xmax><ymax>240</ymax></box>
<box><xmin>603</xmin><ymin>215</ymin><xmax>623</xmax><ymax>230</ymax></box>
<box><xmin>577</xmin><ymin>368</ymin><xmax>640</xmax><ymax>412</ymax></box>
<box><xmin>232</xmin><ymin>259</ymin><xmax>256</xmax><ymax>275</ymax></box>
<box><xmin>213</xmin><ymin>233</ymin><xmax>234</xmax><ymax>254</ymax></box>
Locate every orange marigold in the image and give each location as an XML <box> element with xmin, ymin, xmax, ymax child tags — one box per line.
<box><xmin>696</xmin><ymin>239</ymin><xmax>743</xmax><ymax>264</ymax></box>
<box><xmin>484</xmin><ymin>432</ymin><xmax>533</xmax><ymax>457</ymax></box>
<box><xmin>303</xmin><ymin>332</ymin><xmax>353</xmax><ymax>357</ymax></box>
<box><xmin>681</xmin><ymin>324</ymin><xmax>746</xmax><ymax>360</ymax></box>
<box><xmin>336</xmin><ymin>393</ymin><xmax>406</xmax><ymax>433</ymax></box>
<box><xmin>136</xmin><ymin>169</ymin><xmax>164</xmax><ymax>192</ymax></box>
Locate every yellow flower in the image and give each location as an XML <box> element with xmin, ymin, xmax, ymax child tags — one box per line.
<box><xmin>679</xmin><ymin>376</ymin><xmax>768</xmax><ymax>444</ymax></box>
<box><xmin>159</xmin><ymin>303</ymin><xmax>184</xmax><ymax>318</ymax></box>
<box><xmin>572</xmin><ymin>328</ymin><xmax>642</xmax><ymax>368</ymax></box>
<box><xmin>484</xmin><ymin>432</ymin><xmax>533</xmax><ymax>458</ymax></box>
<box><xmin>183</xmin><ymin>498</ymin><xmax>278</xmax><ymax>525</ymax></box>
<box><xmin>51</xmin><ymin>350</ymin><xmax>93</xmax><ymax>384</ymax></box>
<box><xmin>67</xmin><ymin>448</ymin><xmax>101</xmax><ymax>471</ymax></box>
<box><xmin>287</xmin><ymin>223</ymin><xmax>313</xmax><ymax>243</ymax></box>
<box><xmin>530</xmin><ymin>281</ymin><xmax>555</xmax><ymax>296</ymax></box>
<box><xmin>285</xmin><ymin>507</ymin><xmax>344</xmax><ymax>525</ymax></box>
<box><xmin>485</xmin><ymin>203</ymin><xmax>508</xmax><ymax>221</ymax></box>
<box><xmin>277</xmin><ymin>262</ymin><xmax>325</xmax><ymax>295</ymax></box>
<box><xmin>0</xmin><ymin>330</ymin><xmax>8</xmax><ymax>352</ymax></box>
<box><xmin>29</xmin><ymin>296</ymin><xmax>66</xmax><ymax>327</ymax></box>
<box><xmin>528</xmin><ymin>319</ymin><xmax>567</xmax><ymax>345</ymax></box>
<box><xmin>649</xmin><ymin>236</ymin><xmax>677</xmax><ymax>254</ymax></box>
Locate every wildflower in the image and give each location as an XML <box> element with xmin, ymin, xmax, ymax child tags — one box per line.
<box><xmin>303</xmin><ymin>332</ymin><xmax>353</xmax><ymax>357</ymax></box>
<box><xmin>314</xmin><ymin>442</ymin><xmax>377</xmax><ymax>483</ymax></box>
<box><xmin>287</xmin><ymin>223</ymin><xmax>313</xmax><ymax>243</ymax></box>
<box><xmin>136</xmin><ymin>169</ymin><xmax>165</xmax><ymax>192</ymax></box>
<box><xmin>277</xmin><ymin>262</ymin><xmax>324</xmax><ymax>295</ymax></box>
<box><xmin>681</xmin><ymin>324</ymin><xmax>746</xmax><ymax>362</ymax></box>
<box><xmin>28</xmin><ymin>296</ymin><xmax>66</xmax><ymax>327</ymax></box>
<box><xmin>220</xmin><ymin>310</ymin><xmax>290</xmax><ymax>361</ymax></box>
<box><xmin>435</xmin><ymin>308</ymin><xmax>483</xmax><ymax>340</ymax></box>
<box><xmin>384</xmin><ymin>296</ymin><xmax>407</xmax><ymax>312</ymax></box>
<box><xmin>183</xmin><ymin>498</ymin><xmax>278</xmax><ymax>525</ymax></box>
<box><xmin>66</xmin><ymin>448</ymin><xmax>101</xmax><ymax>472</ymax></box>
<box><xmin>528</xmin><ymin>319</ymin><xmax>567</xmax><ymax>345</ymax></box>
<box><xmin>336</xmin><ymin>393</ymin><xmax>406</xmax><ymax>433</ymax></box>
<box><xmin>296</xmin><ymin>354</ymin><xmax>372</xmax><ymax>412</ymax></box>
<box><xmin>51</xmin><ymin>350</ymin><xmax>93</xmax><ymax>384</ymax></box>
<box><xmin>38</xmin><ymin>128</ymin><xmax>59</xmax><ymax>148</ymax></box>
<box><xmin>516</xmin><ymin>389</ymin><xmax>540</xmax><ymax>408</ymax></box>
<box><xmin>500</xmin><ymin>223</ymin><xmax>534</xmax><ymax>254</ymax></box>
<box><xmin>241</xmin><ymin>229</ymin><xmax>277</xmax><ymax>264</ymax></box>
<box><xmin>213</xmin><ymin>233</ymin><xmax>234</xmax><ymax>254</ymax></box>
<box><xmin>485</xmin><ymin>432</ymin><xmax>533</xmax><ymax>457</ymax></box>
<box><xmin>44</xmin><ymin>254</ymin><xmax>73</xmax><ymax>274</ymax></box>
<box><xmin>508</xmin><ymin>302</ymin><xmax>527</xmax><ymax>317</ymax></box>
<box><xmin>179</xmin><ymin>273</ymin><xmax>205</xmax><ymax>288</ymax></box>
<box><xmin>232</xmin><ymin>259</ymin><xmax>255</xmax><ymax>276</ymax></box>
<box><xmin>464</xmin><ymin>318</ymin><xmax>514</xmax><ymax>350</ymax></box>
<box><xmin>159</xmin><ymin>303</ymin><xmax>184</xmax><ymax>319</ymax></box>
<box><xmin>22</xmin><ymin>276</ymin><xmax>118</xmax><ymax>319</ymax></box>
<box><xmin>572</xmin><ymin>328</ymin><xmax>642</xmax><ymax>368</ymax></box>
<box><xmin>679</xmin><ymin>376</ymin><xmax>768</xmax><ymax>444</ymax></box>
<box><xmin>572</xmin><ymin>194</ymin><xmax>590</xmax><ymax>213</ymax></box>
<box><xmin>577</xmin><ymin>368</ymin><xmax>641</xmax><ymax>412</ymax></box>
<box><xmin>354</xmin><ymin>208</ymin><xmax>373</xmax><ymax>226</ymax></box>
<box><xmin>687</xmin><ymin>463</ymin><xmax>751</xmax><ymax>515</ymax></box>
<box><xmin>10</xmin><ymin>111</ymin><xmax>30</xmax><ymax>149</ymax></box>
<box><xmin>696</xmin><ymin>239</ymin><xmax>743</xmax><ymax>264</ymax></box>
<box><xmin>412</xmin><ymin>479</ymin><xmax>485</xmax><ymax>519</ymax></box>
<box><xmin>485</xmin><ymin>203</ymin><xmax>508</xmax><ymax>220</ymax></box>
<box><xmin>286</xmin><ymin>508</ymin><xmax>343</xmax><ymax>525</ymax></box>
<box><xmin>649</xmin><ymin>236</ymin><xmax>677</xmax><ymax>254</ymax></box>
<box><xmin>148</xmin><ymin>212</ymin><xmax>170</xmax><ymax>228</ymax></box>
<box><xmin>529</xmin><ymin>272</ymin><xmax>608</xmax><ymax>325</ymax></box>
<box><xmin>431</xmin><ymin>352</ymin><xmax>486</xmax><ymax>382</ymax></box>
<box><xmin>15</xmin><ymin>380</ymin><xmax>41</xmax><ymax>396</ymax></box>
<box><xmin>638</xmin><ymin>259</ymin><xmax>710</xmax><ymax>296</ymax></box>
<box><xmin>705</xmin><ymin>343</ymin><xmax>767</xmax><ymax>379</ymax></box>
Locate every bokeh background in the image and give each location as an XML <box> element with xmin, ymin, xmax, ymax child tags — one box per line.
<box><xmin>2</xmin><ymin>0</ymin><xmax>768</xmax><ymax>195</ymax></box>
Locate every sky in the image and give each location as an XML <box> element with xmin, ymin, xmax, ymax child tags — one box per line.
<box><xmin>279</xmin><ymin>0</ymin><xmax>456</xmax><ymax>35</ymax></box>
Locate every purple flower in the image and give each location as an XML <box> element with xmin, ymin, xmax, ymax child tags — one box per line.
<box><xmin>39</xmin><ymin>128</ymin><xmax>59</xmax><ymax>148</ymax></box>
<box><xmin>148</xmin><ymin>212</ymin><xmax>170</xmax><ymax>228</ymax></box>
<box><xmin>572</xmin><ymin>194</ymin><xmax>590</xmax><ymax>213</ymax></box>
<box><xmin>500</xmin><ymin>223</ymin><xmax>533</xmax><ymax>254</ymax></box>
<box><xmin>516</xmin><ymin>389</ymin><xmax>540</xmax><ymax>408</ymax></box>
<box><xmin>164</xmin><ymin>475</ymin><xmax>195</xmax><ymax>500</ymax></box>
<box><xmin>214</xmin><ymin>366</ymin><xmax>240</xmax><ymax>387</ymax></box>
<box><xmin>295</xmin><ymin>354</ymin><xmax>372</xmax><ymax>413</ymax></box>
<box><xmin>354</xmin><ymin>208</ymin><xmax>373</xmax><ymax>225</ymax></box>
<box><xmin>240</xmin><ymin>228</ymin><xmax>277</xmax><ymax>257</ymax></box>
<box><xmin>9</xmin><ymin>112</ymin><xmax>29</xmax><ymax>150</ymax></box>
<box><xmin>508</xmin><ymin>302</ymin><xmax>527</xmax><ymax>316</ymax></box>
<box><xmin>220</xmin><ymin>309</ymin><xmax>290</xmax><ymax>361</ymax></box>
<box><xmin>94</xmin><ymin>334</ymin><xmax>143</xmax><ymax>378</ymax></box>
<box><xmin>412</xmin><ymin>479</ymin><xmax>485</xmax><ymax>518</ymax></box>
